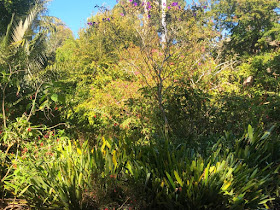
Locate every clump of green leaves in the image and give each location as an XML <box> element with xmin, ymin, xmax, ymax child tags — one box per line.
<box><xmin>4</xmin><ymin>125</ymin><xmax>280</xmax><ymax>209</ymax></box>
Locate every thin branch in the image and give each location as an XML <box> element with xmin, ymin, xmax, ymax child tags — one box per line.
<box><xmin>2</xmin><ymin>63</ymin><xmax>13</xmax><ymax>128</ymax></box>
<box><xmin>213</xmin><ymin>60</ymin><xmax>238</xmax><ymax>76</ymax></box>
<box><xmin>27</xmin><ymin>83</ymin><xmax>43</xmax><ymax>122</ymax></box>
<box><xmin>31</xmin><ymin>123</ymin><xmax>68</xmax><ymax>130</ymax></box>
<box><xmin>117</xmin><ymin>197</ymin><xmax>130</xmax><ymax>210</ymax></box>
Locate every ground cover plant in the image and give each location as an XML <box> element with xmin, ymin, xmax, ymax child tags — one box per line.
<box><xmin>0</xmin><ymin>0</ymin><xmax>280</xmax><ymax>209</ymax></box>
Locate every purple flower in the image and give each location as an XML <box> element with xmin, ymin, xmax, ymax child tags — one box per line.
<box><xmin>129</xmin><ymin>0</ymin><xmax>132</xmax><ymax>2</ymax></box>
<box><xmin>141</xmin><ymin>2</ymin><xmax>144</xmax><ymax>6</ymax></box>
<box><xmin>148</xmin><ymin>5</ymin><xmax>152</xmax><ymax>9</ymax></box>
<box><xmin>203</xmin><ymin>6</ymin><xmax>207</xmax><ymax>9</ymax></box>
<box><xmin>171</xmin><ymin>2</ymin><xmax>178</xmax><ymax>6</ymax></box>
<box><xmin>193</xmin><ymin>13</ymin><xmax>196</xmax><ymax>16</ymax></box>
<box><xmin>107</xmin><ymin>18</ymin><xmax>110</xmax><ymax>21</ymax></box>
<box><xmin>178</xmin><ymin>6</ymin><xmax>181</xmax><ymax>9</ymax></box>
<box><xmin>198</xmin><ymin>62</ymin><xmax>201</xmax><ymax>65</ymax></box>
<box><xmin>148</xmin><ymin>14</ymin><xmax>151</xmax><ymax>19</ymax></box>
<box><xmin>133</xmin><ymin>2</ymin><xmax>137</xmax><ymax>6</ymax></box>
<box><xmin>168</xmin><ymin>6</ymin><xmax>171</xmax><ymax>9</ymax></box>
<box><xmin>163</xmin><ymin>3</ymin><xmax>166</xmax><ymax>6</ymax></box>
<box><xmin>87</xmin><ymin>22</ymin><xmax>93</xmax><ymax>25</ymax></box>
<box><xmin>120</xmin><ymin>13</ymin><xmax>124</xmax><ymax>16</ymax></box>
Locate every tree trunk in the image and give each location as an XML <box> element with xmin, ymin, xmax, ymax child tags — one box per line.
<box><xmin>143</xmin><ymin>0</ymin><xmax>149</xmax><ymax>27</ymax></box>
<box><xmin>159</xmin><ymin>0</ymin><xmax>168</xmax><ymax>134</ymax></box>
<box><xmin>2</xmin><ymin>86</ymin><xmax>7</xmax><ymax>128</ymax></box>
<box><xmin>158</xmin><ymin>70</ymin><xmax>169</xmax><ymax>135</ymax></box>
<box><xmin>161</xmin><ymin>0</ymin><xmax>167</xmax><ymax>48</ymax></box>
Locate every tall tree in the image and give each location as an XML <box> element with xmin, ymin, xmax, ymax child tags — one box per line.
<box><xmin>68</xmin><ymin>0</ymin><xmax>217</xmax><ymax>136</ymax></box>
<box><xmin>212</xmin><ymin>0</ymin><xmax>280</xmax><ymax>56</ymax></box>
<box><xmin>0</xmin><ymin>0</ymin><xmax>61</xmax><ymax>128</ymax></box>
<box><xmin>0</xmin><ymin>0</ymin><xmax>49</xmax><ymax>36</ymax></box>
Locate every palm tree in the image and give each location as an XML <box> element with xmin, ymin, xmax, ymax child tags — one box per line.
<box><xmin>0</xmin><ymin>0</ymin><xmax>59</xmax><ymax>128</ymax></box>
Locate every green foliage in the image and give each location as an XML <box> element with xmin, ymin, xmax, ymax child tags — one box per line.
<box><xmin>5</xmin><ymin>136</ymin><xmax>138</xmax><ymax>209</ymax></box>
<box><xmin>212</xmin><ymin>0</ymin><xmax>280</xmax><ymax>55</ymax></box>
<box><xmin>5</xmin><ymin>126</ymin><xmax>280</xmax><ymax>209</ymax></box>
<box><xmin>1</xmin><ymin>0</ymin><xmax>280</xmax><ymax>208</ymax></box>
<box><xmin>0</xmin><ymin>0</ymin><xmax>43</xmax><ymax>36</ymax></box>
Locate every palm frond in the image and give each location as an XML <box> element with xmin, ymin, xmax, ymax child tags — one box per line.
<box><xmin>12</xmin><ymin>4</ymin><xmax>40</xmax><ymax>45</ymax></box>
<box><xmin>39</xmin><ymin>16</ymin><xmax>65</xmax><ymax>34</ymax></box>
<box><xmin>2</xmin><ymin>14</ymin><xmax>15</xmax><ymax>49</ymax></box>
<box><xmin>29</xmin><ymin>30</ymin><xmax>48</xmax><ymax>65</ymax></box>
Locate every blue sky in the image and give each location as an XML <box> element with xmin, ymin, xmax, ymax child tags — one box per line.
<box><xmin>47</xmin><ymin>0</ymin><xmax>196</xmax><ymax>37</ymax></box>
<box><xmin>47</xmin><ymin>0</ymin><xmax>116</xmax><ymax>37</ymax></box>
